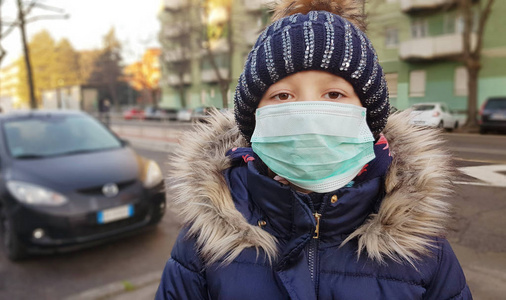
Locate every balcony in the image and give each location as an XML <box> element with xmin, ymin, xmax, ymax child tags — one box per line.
<box><xmin>162</xmin><ymin>0</ymin><xmax>187</xmax><ymax>11</ymax></box>
<box><xmin>167</xmin><ymin>73</ymin><xmax>191</xmax><ymax>86</ymax></box>
<box><xmin>244</xmin><ymin>0</ymin><xmax>270</xmax><ymax>11</ymax></box>
<box><xmin>399</xmin><ymin>33</ymin><xmax>477</xmax><ymax>61</ymax></box>
<box><xmin>201</xmin><ymin>68</ymin><xmax>229</xmax><ymax>83</ymax></box>
<box><xmin>401</xmin><ymin>0</ymin><xmax>456</xmax><ymax>13</ymax></box>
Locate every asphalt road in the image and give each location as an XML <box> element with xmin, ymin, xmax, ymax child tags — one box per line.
<box><xmin>0</xmin><ymin>128</ymin><xmax>505</xmax><ymax>299</ymax></box>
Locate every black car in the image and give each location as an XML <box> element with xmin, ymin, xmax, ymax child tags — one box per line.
<box><xmin>480</xmin><ymin>97</ymin><xmax>506</xmax><ymax>134</ymax></box>
<box><xmin>0</xmin><ymin>110</ymin><xmax>166</xmax><ymax>260</ymax></box>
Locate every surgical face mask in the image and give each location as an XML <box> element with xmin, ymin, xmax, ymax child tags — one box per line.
<box><xmin>251</xmin><ymin>101</ymin><xmax>375</xmax><ymax>193</ymax></box>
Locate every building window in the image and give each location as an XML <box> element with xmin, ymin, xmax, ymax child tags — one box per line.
<box><xmin>445</xmin><ymin>12</ymin><xmax>478</xmax><ymax>34</ymax></box>
<box><xmin>385</xmin><ymin>28</ymin><xmax>399</xmax><ymax>48</ymax></box>
<box><xmin>444</xmin><ymin>13</ymin><xmax>456</xmax><ymax>34</ymax></box>
<box><xmin>411</xmin><ymin>19</ymin><xmax>427</xmax><ymax>39</ymax></box>
<box><xmin>409</xmin><ymin>70</ymin><xmax>426</xmax><ymax>97</ymax></box>
<box><xmin>385</xmin><ymin>73</ymin><xmax>398</xmax><ymax>97</ymax></box>
<box><xmin>454</xmin><ymin>66</ymin><xmax>468</xmax><ymax>96</ymax></box>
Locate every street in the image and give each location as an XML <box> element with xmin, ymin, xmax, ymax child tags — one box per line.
<box><xmin>0</xmin><ymin>121</ymin><xmax>505</xmax><ymax>299</ymax></box>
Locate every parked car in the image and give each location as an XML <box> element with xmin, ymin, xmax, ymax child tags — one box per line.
<box><xmin>191</xmin><ymin>107</ymin><xmax>213</xmax><ymax>123</ymax></box>
<box><xmin>479</xmin><ymin>97</ymin><xmax>506</xmax><ymax>134</ymax></box>
<box><xmin>144</xmin><ymin>107</ymin><xmax>178</xmax><ymax>121</ymax></box>
<box><xmin>0</xmin><ymin>111</ymin><xmax>165</xmax><ymax>260</ymax></box>
<box><xmin>177</xmin><ymin>108</ymin><xmax>193</xmax><ymax>122</ymax></box>
<box><xmin>123</xmin><ymin>107</ymin><xmax>145</xmax><ymax>120</ymax></box>
<box><xmin>408</xmin><ymin>102</ymin><xmax>459</xmax><ymax>130</ymax></box>
<box><xmin>143</xmin><ymin>106</ymin><xmax>158</xmax><ymax>120</ymax></box>
<box><xmin>156</xmin><ymin>108</ymin><xmax>179</xmax><ymax>121</ymax></box>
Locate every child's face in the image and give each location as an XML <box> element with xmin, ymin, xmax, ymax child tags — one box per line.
<box><xmin>258</xmin><ymin>70</ymin><xmax>362</xmax><ymax>108</ymax></box>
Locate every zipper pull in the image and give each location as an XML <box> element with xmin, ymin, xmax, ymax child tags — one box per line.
<box><xmin>313</xmin><ymin>212</ymin><xmax>321</xmax><ymax>239</ymax></box>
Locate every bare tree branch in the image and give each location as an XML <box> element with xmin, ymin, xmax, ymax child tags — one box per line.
<box><xmin>473</xmin><ymin>0</ymin><xmax>494</xmax><ymax>56</ymax></box>
<box><xmin>32</xmin><ymin>2</ymin><xmax>65</xmax><ymax>13</ymax></box>
<box><xmin>25</xmin><ymin>13</ymin><xmax>69</xmax><ymax>23</ymax></box>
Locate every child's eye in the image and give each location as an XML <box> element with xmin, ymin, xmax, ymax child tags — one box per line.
<box><xmin>273</xmin><ymin>93</ymin><xmax>293</xmax><ymax>101</ymax></box>
<box><xmin>324</xmin><ymin>92</ymin><xmax>344</xmax><ymax>100</ymax></box>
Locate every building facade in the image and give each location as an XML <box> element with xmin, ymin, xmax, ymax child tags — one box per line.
<box><xmin>0</xmin><ymin>62</ymin><xmax>22</xmax><ymax>111</ymax></box>
<box><xmin>366</xmin><ymin>0</ymin><xmax>506</xmax><ymax>114</ymax></box>
<box><xmin>158</xmin><ymin>0</ymin><xmax>271</xmax><ymax>109</ymax></box>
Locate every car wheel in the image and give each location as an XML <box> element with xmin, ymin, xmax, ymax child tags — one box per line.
<box><xmin>480</xmin><ymin>127</ymin><xmax>488</xmax><ymax>134</ymax></box>
<box><xmin>0</xmin><ymin>205</ymin><xmax>27</xmax><ymax>261</ymax></box>
<box><xmin>438</xmin><ymin>121</ymin><xmax>444</xmax><ymax>129</ymax></box>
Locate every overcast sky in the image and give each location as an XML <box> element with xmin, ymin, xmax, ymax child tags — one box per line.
<box><xmin>1</xmin><ymin>0</ymin><xmax>161</xmax><ymax>66</ymax></box>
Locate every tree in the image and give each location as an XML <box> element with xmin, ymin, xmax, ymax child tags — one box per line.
<box><xmin>202</xmin><ymin>0</ymin><xmax>233</xmax><ymax>108</ymax></box>
<box><xmin>14</xmin><ymin>30</ymin><xmax>83</xmax><ymax>107</ymax></box>
<box><xmin>17</xmin><ymin>0</ymin><xmax>36</xmax><ymax>108</ymax></box>
<box><xmin>52</xmin><ymin>38</ymin><xmax>81</xmax><ymax>87</ymax></box>
<box><xmin>460</xmin><ymin>0</ymin><xmax>495</xmax><ymax>128</ymax></box>
<box><xmin>124</xmin><ymin>48</ymin><xmax>161</xmax><ymax>108</ymax></box>
<box><xmin>88</xmin><ymin>27</ymin><xmax>123</xmax><ymax>112</ymax></box>
<box><xmin>15</xmin><ymin>30</ymin><xmax>55</xmax><ymax>106</ymax></box>
<box><xmin>78</xmin><ymin>49</ymin><xmax>102</xmax><ymax>83</ymax></box>
<box><xmin>4</xmin><ymin>0</ymin><xmax>67</xmax><ymax>108</ymax></box>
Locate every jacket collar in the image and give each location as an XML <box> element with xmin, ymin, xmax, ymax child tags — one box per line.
<box><xmin>227</xmin><ymin>144</ymin><xmax>389</xmax><ymax>245</ymax></box>
<box><xmin>167</xmin><ymin>110</ymin><xmax>455</xmax><ymax>266</ymax></box>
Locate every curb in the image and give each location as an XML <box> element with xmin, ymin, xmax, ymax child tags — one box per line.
<box><xmin>65</xmin><ymin>271</ymin><xmax>161</xmax><ymax>300</ymax></box>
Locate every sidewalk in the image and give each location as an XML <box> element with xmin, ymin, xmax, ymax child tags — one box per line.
<box><xmin>66</xmin><ymin>271</ymin><xmax>160</xmax><ymax>300</ymax></box>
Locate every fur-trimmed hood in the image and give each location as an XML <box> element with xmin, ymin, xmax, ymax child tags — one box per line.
<box><xmin>167</xmin><ymin>110</ymin><xmax>454</xmax><ymax>266</ymax></box>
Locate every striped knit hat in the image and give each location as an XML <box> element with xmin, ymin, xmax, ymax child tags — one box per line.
<box><xmin>234</xmin><ymin>3</ymin><xmax>390</xmax><ymax>142</ymax></box>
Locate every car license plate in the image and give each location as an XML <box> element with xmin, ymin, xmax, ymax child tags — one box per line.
<box><xmin>414</xmin><ymin>120</ymin><xmax>425</xmax><ymax>125</ymax></box>
<box><xmin>97</xmin><ymin>204</ymin><xmax>134</xmax><ymax>224</ymax></box>
<box><xmin>490</xmin><ymin>113</ymin><xmax>506</xmax><ymax>121</ymax></box>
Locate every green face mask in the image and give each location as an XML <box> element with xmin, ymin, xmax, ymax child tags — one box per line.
<box><xmin>251</xmin><ymin>101</ymin><xmax>375</xmax><ymax>193</ymax></box>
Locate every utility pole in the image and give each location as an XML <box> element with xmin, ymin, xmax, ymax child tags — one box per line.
<box><xmin>16</xmin><ymin>0</ymin><xmax>37</xmax><ymax>109</ymax></box>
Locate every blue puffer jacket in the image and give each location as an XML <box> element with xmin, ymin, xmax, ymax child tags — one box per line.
<box><xmin>156</xmin><ymin>111</ymin><xmax>471</xmax><ymax>299</ymax></box>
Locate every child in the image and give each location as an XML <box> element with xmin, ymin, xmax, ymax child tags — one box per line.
<box><xmin>156</xmin><ymin>0</ymin><xmax>471</xmax><ymax>299</ymax></box>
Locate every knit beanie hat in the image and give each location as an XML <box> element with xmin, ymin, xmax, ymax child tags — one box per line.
<box><xmin>234</xmin><ymin>0</ymin><xmax>390</xmax><ymax>142</ymax></box>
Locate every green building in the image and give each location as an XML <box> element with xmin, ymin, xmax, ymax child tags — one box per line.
<box><xmin>158</xmin><ymin>0</ymin><xmax>271</xmax><ymax>109</ymax></box>
<box><xmin>366</xmin><ymin>0</ymin><xmax>506</xmax><ymax>115</ymax></box>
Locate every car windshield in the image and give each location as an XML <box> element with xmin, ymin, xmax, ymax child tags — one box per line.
<box><xmin>485</xmin><ymin>99</ymin><xmax>506</xmax><ymax>109</ymax></box>
<box><xmin>3</xmin><ymin>114</ymin><xmax>122</xmax><ymax>159</ymax></box>
<box><xmin>413</xmin><ymin>105</ymin><xmax>435</xmax><ymax>111</ymax></box>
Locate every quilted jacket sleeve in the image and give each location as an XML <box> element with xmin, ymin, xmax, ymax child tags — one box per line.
<box><xmin>424</xmin><ymin>239</ymin><xmax>472</xmax><ymax>300</ymax></box>
<box><xmin>155</xmin><ymin>228</ymin><xmax>208</xmax><ymax>300</ymax></box>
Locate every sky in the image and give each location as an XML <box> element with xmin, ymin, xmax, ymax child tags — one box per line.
<box><xmin>1</xmin><ymin>0</ymin><xmax>162</xmax><ymax>66</ymax></box>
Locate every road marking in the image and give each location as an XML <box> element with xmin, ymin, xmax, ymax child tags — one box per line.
<box><xmin>457</xmin><ymin>164</ymin><xmax>506</xmax><ymax>187</ymax></box>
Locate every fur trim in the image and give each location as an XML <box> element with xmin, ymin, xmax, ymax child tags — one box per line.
<box><xmin>167</xmin><ymin>109</ymin><xmax>454</xmax><ymax>266</ymax></box>
<box><xmin>271</xmin><ymin>0</ymin><xmax>367</xmax><ymax>32</ymax></box>
<box><xmin>167</xmin><ymin>109</ymin><xmax>278</xmax><ymax>266</ymax></box>
<box><xmin>342</xmin><ymin>110</ymin><xmax>455</xmax><ymax>266</ymax></box>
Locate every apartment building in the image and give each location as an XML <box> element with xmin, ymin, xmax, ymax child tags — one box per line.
<box><xmin>0</xmin><ymin>62</ymin><xmax>22</xmax><ymax>110</ymax></box>
<box><xmin>366</xmin><ymin>0</ymin><xmax>506</xmax><ymax>112</ymax></box>
<box><xmin>158</xmin><ymin>0</ymin><xmax>270</xmax><ymax>109</ymax></box>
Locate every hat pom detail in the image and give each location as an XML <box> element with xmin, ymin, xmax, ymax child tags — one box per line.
<box><xmin>271</xmin><ymin>0</ymin><xmax>367</xmax><ymax>32</ymax></box>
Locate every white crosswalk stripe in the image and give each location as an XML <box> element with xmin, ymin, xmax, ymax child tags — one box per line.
<box><xmin>457</xmin><ymin>164</ymin><xmax>506</xmax><ymax>188</ymax></box>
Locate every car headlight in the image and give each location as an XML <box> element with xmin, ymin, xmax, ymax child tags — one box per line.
<box><xmin>6</xmin><ymin>181</ymin><xmax>68</xmax><ymax>206</ymax></box>
<box><xmin>143</xmin><ymin>160</ymin><xmax>163</xmax><ymax>189</ymax></box>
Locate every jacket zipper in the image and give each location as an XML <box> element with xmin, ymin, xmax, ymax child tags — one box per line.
<box><xmin>308</xmin><ymin>212</ymin><xmax>320</xmax><ymax>282</ymax></box>
<box><xmin>308</xmin><ymin>199</ymin><xmax>328</xmax><ymax>298</ymax></box>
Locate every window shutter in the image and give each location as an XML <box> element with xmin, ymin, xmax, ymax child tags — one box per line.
<box><xmin>454</xmin><ymin>67</ymin><xmax>468</xmax><ymax>96</ymax></box>
<box><xmin>385</xmin><ymin>73</ymin><xmax>398</xmax><ymax>97</ymax></box>
<box><xmin>409</xmin><ymin>70</ymin><xmax>426</xmax><ymax>97</ymax></box>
